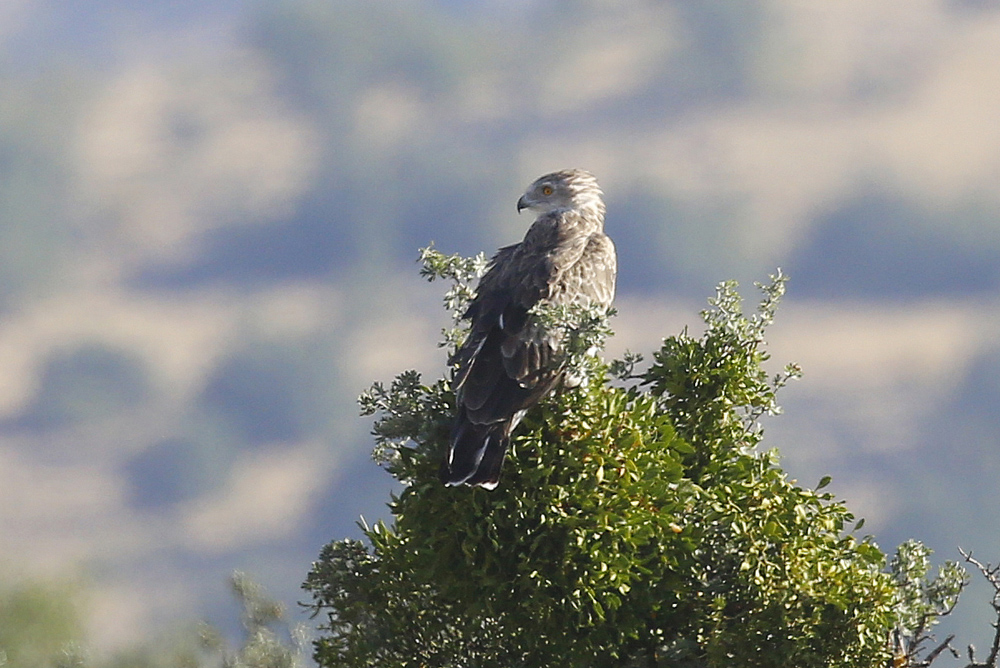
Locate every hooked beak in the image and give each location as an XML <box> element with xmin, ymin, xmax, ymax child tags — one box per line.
<box><xmin>516</xmin><ymin>195</ymin><xmax>528</xmax><ymax>213</ymax></box>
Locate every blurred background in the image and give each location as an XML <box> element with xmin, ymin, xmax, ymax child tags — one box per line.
<box><xmin>2</xmin><ymin>0</ymin><xmax>1000</xmax><ymax>661</ymax></box>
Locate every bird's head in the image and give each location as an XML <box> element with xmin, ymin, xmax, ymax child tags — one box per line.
<box><xmin>516</xmin><ymin>169</ymin><xmax>605</xmax><ymax>219</ymax></box>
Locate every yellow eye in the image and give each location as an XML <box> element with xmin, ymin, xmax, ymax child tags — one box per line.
<box><xmin>541</xmin><ymin>185</ymin><xmax>554</xmax><ymax>196</ymax></box>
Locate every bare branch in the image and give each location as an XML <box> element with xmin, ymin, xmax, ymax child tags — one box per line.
<box><xmin>919</xmin><ymin>634</ymin><xmax>957</xmax><ymax>666</ymax></box>
<box><xmin>957</xmin><ymin>548</ymin><xmax>1000</xmax><ymax>668</ymax></box>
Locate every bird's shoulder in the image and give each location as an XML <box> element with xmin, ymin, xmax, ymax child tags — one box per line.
<box><xmin>476</xmin><ymin>243</ymin><xmax>520</xmax><ymax>293</ymax></box>
<box><xmin>521</xmin><ymin>208</ymin><xmax>595</xmax><ymax>250</ymax></box>
<box><xmin>585</xmin><ymin>231</ymin><xmax>617</xmax><ymax>269</ymax></box>
<box><xmin>471</xmin><ymin>208</ymin><xmax>610</xmax><ymax>315</ymax></box>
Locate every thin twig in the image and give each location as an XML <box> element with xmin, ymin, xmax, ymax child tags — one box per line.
<box><xmin>920</xmin><ymin>634</ymin><xmax>956</xmax><ymax>666</ymax></box>
<box><xmin>958</xmin><ymin>548</ymin><xmax>1000</xmax><ymax>668</ymax></box>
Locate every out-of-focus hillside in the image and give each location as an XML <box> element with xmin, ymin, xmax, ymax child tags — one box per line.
<box><xmin>2</xmin><ymin>0</ymin><xmax>1000</xmax><ymax>659</ymax></box>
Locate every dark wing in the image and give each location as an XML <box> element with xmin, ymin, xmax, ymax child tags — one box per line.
<box><xmin>444</xmin><ymin>241</ymin><xmax>559</xmax><ymax>488</ymax></box>
<box><xmin>453</xmin><ymin>208</ymin><xmax>601</xmax><ymax>406</ymax></box>
<box><xmin>451</xmin><ymin>242</ymin><xmax>561</xmax><ymax>423</ymax></box>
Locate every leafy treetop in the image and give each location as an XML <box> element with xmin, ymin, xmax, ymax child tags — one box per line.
<box><xmin>306</xmin><ymin>247</ymin><xmax>957</xmax><ymax>668</ymax></box>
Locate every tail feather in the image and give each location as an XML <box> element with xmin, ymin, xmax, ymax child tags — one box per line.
<box><xmin>441</xmin><ymin>411</ymin><xmax>510</xmax><ymax>489</ymax></box>
<box><xmin>463</xmin><ymin>432</ymin><xmax>508</xmax><ymax>490</ymax></box>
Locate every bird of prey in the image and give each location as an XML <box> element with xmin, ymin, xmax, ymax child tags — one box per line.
<box><xmin>441</xmin><ymin>169</ymin><xmax>617</xmax><ymax>489</ymax></box>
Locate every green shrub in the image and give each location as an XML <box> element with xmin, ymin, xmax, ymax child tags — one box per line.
<box><xmin>304</xmin><ymin>250</ymin><xmax>898</xmax><ymax>667</ymax></box>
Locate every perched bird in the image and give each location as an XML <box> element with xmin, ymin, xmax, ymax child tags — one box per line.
<box><xmin>441</xmin><ymin>169</ymin><xmax>617</xmax><ymax>489</ymax></box>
